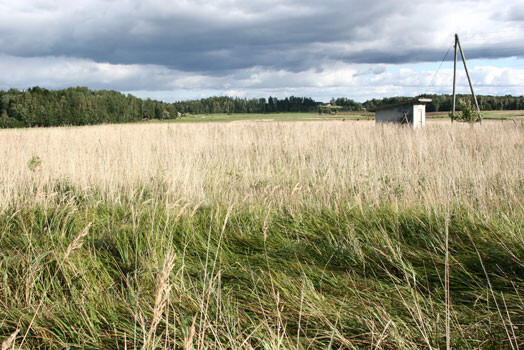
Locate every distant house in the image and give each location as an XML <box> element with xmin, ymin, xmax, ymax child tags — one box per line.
<box><xmin>372</xmin><ymin>98</ymin><xmax>432</xmax><ymax>128</ymax></box>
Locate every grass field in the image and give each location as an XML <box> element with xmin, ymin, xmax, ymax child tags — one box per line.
<box><xmin>1</xmin><ymin>120</ymin><xmax>523</xmax><ymax>348</ymax></box>
<box><xmin>150</xmin><ymin>111</ymin><xmax>373</xmax><ymax>124</ymax></box>
<box><xmin>428</xmin><ymin>110</ymin><xmax>524</xmax><ymax>120</ymax></box>
<box><xmin>154</xmin><ymin>110</ymin><xmax>524</xmax><ymax>124</ymax></box>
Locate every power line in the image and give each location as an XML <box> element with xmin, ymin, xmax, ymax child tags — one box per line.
<box><xmin>424</xmin><ymin>40</ymin><xmax>454</xmax><ymax>95</ymax></box>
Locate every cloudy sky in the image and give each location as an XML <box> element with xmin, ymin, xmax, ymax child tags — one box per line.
<box><xmin>0</xmin><ymin>0</ymin><xmax>523</xmax><ymax>102</ymax></box>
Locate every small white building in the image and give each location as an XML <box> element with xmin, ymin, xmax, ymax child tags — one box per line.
<box><xmin>373</xmin><ymin>98</ymin><xmax>432</xmax><ymax>128</ymax></box>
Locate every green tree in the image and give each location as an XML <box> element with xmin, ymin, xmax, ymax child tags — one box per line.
<box><xmin>1</xmin><ymin>109</ymin><xmax>7</xmax><ymax>126</ymax></box>
<box><xmin>450</xmin><ymin>99</ymin><xmax>481</xmax><ymax>123</ymax></box>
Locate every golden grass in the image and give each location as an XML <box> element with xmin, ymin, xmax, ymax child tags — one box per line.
<box><xmin>1</xmin><ymin>120</ymin><xmax>523</xmax><ymax>212</ymax></box>
<box><xmin>1</xmin><ymin>120</ymin><xmax>523</xmax><ymax>348</ymax></box>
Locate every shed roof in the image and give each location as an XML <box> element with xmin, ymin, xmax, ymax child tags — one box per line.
<box><xmin>370</xmin><ymin>98</ymin><xmax>432</xmax><ymax>111</ymax></box>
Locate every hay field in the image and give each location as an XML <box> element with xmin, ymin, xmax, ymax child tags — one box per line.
<box><xmin>1</xmin><ymin>120</ymin><xmax>523</xmax><ymax>211</ymax></box>
<box><xmin>1</xmin><ymin>120</ymin><xmax>524</xmax><ymax>349</ymax></box>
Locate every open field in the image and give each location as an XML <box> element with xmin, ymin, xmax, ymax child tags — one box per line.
<box><xmin>1</xmin><ymin>120</ymin><xmax>523</xmax><ymax>348</ymax></box>
<box><xmin>428</xmin><ymin>109</ymin><xmax>524</xmax><ymax>120</ymax></box>
<box><xmin>156</xmin><ymin>110</ymin><xmax>524</xmax><ymax>124</ymax></box>
<box><xmin>1</xmin><ymin>120</ymin><xmax>523</xmax><ymax>211</ymax></box>
<box><xmin>150</xmin><ymin>111</ymin><xmax>373</xmax><ymax>124</ymax></box>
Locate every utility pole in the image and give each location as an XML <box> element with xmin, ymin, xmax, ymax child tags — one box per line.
<box><xmin>452</xmin><ymin>34</ymin><xmax>458</xmax><ymax>122</ymax></box>
<box><xmin>453</xmin><ymin>33</ymin><xmax>482</xmax><ymax>123</ymax></box>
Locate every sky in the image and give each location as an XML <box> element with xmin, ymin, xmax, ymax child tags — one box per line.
<box><xmin>0</xmin><ymin>0</ymin><xmax>523</xmax><ymax>102</ymax></box>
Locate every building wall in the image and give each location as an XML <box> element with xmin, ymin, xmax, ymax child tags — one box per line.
<box><xmin>375</xmin><ymin>104</ymin><xmax>412</xmax><ymax>124</ymax></box>
<box><xmin>412</xmin><ymin>104</ymin><xmax>426</xmax><ymax>128</ymax></box>
<box><xmin>375</xmin><ymin>103</ymin><xmax>426</xmax><ymax>128</ymax></box>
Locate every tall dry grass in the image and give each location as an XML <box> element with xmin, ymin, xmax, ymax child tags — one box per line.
<box><xmin>0</xmin><ymin>120</ymin><xmax>522</xmax><ymax>212</ymax></box>
<box><xmin>1</xmin><ymin>120</ymin><xmax>524</xmax><ymax>348</ymax></box>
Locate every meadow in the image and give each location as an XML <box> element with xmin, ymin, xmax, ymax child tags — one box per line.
<box><xmin>160</xmin><ymin>110</ymin><xmax>524</xmax><ymax>124</ymax></box>
<box><xmin>1</xmin><ymin>119</ymin><xmax>523</xmax><ymax>348</ymax></box>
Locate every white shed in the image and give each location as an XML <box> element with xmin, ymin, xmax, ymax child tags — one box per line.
<box><xmin>373</xmin><ymin>98</ymin><xmax>432</xmax><ymax>128</ymax></box>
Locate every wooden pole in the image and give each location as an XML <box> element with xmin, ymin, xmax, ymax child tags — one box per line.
<box><xmin>452</xmin><ymin>34</ymin><xmax>458</xmax><ymax>123</ymax></box>
<box><xmin>456</xmin><ymin>34</ymin><xmax>482</xmax><ymax>123</ymax></box>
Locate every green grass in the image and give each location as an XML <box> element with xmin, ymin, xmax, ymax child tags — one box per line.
<box><xmin>143</xmin><ymin>110</ymin><xmax>524</xmax><ymax>124</ymax></box>
<box><xmin>146</xmin><ymin>112</ymin><xmax>374</xmax><ymax>124</ymax></box>
<box><xmin>1</xmin><ymin>195</ymin><xmax>523</xmax><ymax>348</ymax></box>
<box><xmin>428</xmin><ymin>110</ymin><xmax>524</xmax><ymax>120</ymax></box>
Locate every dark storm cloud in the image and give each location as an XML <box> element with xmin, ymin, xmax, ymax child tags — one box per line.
<box><xmin>1</xmin><ymin>0</ymin><xmax>523</xmax><ymax>102</ymax></box>
<box><xmin>0</xmin><ymin>0</ymin><xmax>381</xmax><ymax>73</ymax></box>
<box><xmin>3</xmin><ymin>0</ymin><xmax>521</xmax><ymax>75</ymax></box>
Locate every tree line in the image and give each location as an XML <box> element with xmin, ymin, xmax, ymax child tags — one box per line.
<box><xmin>173</xmin><ymin>95</ymin><xmax>321</xmax><ymax>114</ymax></box>
<box><xmin>1</xmin><ymin>86</ymin><xmax>522</xmax><ymax>128</ymax></box>
<box><xmin>363</xmin><ymin>94</ymin><xmax>524</xmax><ymax>112</ymax></box>
<box><xmin>0</xmin><ymin>87</ymin><xmax>177</xmax><ymax>128</ymax></box>
<box><xmin>0</xmin><ymin>87</ymin><xmax>325</xmax><ymax>127</ymax></box>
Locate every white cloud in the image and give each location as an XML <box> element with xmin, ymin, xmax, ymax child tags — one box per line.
<box><xmin>5</xmin><ymin>53</ymin><xmax>524</xmax><ymax>102</ymax></box>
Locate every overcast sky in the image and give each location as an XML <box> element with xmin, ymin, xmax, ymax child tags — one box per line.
<box><xmin>0</xmin><ymin>0</ymin><xmax>523</xmax><ymax>102</ymax></box>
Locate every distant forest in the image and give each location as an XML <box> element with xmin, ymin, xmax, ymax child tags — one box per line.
<box><xmin>1</xmin><ymin>86</ymin><xmax>523</xmax><ymax>128</ymax></box>
<box><xmin>362</xmin><ymin>94</ymin><xmax>524</xmax><ymax>113</ymax></box>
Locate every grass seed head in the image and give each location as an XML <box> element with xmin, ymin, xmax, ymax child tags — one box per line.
<box><xmin>64</xmin><ymin>222</ymin><xmax>92</xmax><ymax>261</ymax></box>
